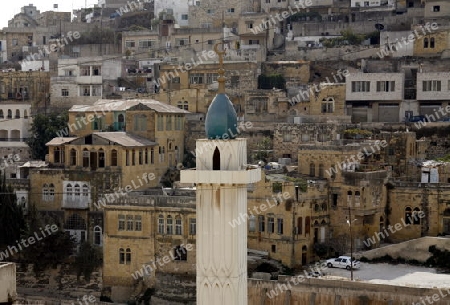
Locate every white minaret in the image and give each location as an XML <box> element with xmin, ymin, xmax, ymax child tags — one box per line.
<box><xmin>180</xmin><ymin>44</ymin><xmax>261</xmax><ymax>305</ymax></box>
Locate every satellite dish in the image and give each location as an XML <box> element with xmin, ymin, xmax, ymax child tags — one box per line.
<box><xmin>375</xmin><ymin>23</ymin><xmax>385</xmax><ymax>31</ymax></box>
<box><xmin>176</xmin><ymin>163</ymin><xmax>184</xmax><ymax>170</ymax></box>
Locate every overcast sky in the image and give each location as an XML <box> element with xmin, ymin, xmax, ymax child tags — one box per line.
<box><xmin>2</xmin><ymin>0</ymin><xmax>91</xmax><ymax>28</ymax></box>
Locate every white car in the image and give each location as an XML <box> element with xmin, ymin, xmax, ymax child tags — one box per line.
<box><xmin>326</xmin><ymin>256</ymin><xmax>360</xmax><ymax>270</ymax></box>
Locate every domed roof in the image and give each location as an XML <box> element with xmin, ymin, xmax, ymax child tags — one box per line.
<box><xmin>205</xmin><ymin>93</ymin><xmax>238</xmax><ymax>139</ymax></box>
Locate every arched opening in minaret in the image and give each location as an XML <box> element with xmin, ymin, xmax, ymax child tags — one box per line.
<box><xmin>213</xmin><ymin>147</ymin><xmax>220</xmax><ymax>170</ymax></box>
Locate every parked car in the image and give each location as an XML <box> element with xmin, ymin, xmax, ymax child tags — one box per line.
<box><xmin>266</xmin><ymin>162</ymin><xmax>282</xmax><ymax>170</ymax></box>
<box><xmin>326</xmin><ymin>256</ymin><xmax>360</xmax><ymax>270</ymax></box>
<box><xmin>407</xmin><ymin>115</ymin><xmax>428</xmax><ymax>123</ymax></box>
<box><xmin>440</xmin><ymin>117</ymin><xmax>450</xmax><ymax>122</ymax></box>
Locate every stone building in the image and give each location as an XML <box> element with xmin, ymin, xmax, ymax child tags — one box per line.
<box><xmin>30</xmin><ymin>98</ymin><xmax>188</xmax><ymax>248</ymax></box>
<box><xmin>247</xmin><ymin>172</ymin><xmax>329</xmax><ymax>268</ymax></box>
<box><xmin>154</xmin><ymin>60</ymin><xmax>258</xmax><ymax>113</ymax></box>
<box><xmin>50</xmin><ymin>56</ymin><xmax>123</xmax><ymax>109</ymax></box>
<box><xmin>102</xmin><ymin>191</ymin><xmax>197</xmax><ymax>302</ymax></box>
<box><xmin>413</xmin><ymin>28</ymin><xmax>450</xmax><ymax>57</ymax></box>
<box><xmin>388</xmin><ymin>182</ymin><xmax>450</xmax><ymax>241</ymax></box>
<box><xmin>345</xmin><ymin>72</ymin><xmax>405</xmax><ymax>122</ymax></box>
<box><xmin>0</xmin><ymin>70</ymin><xmax>50</xmax><ymax>110</ymax></box>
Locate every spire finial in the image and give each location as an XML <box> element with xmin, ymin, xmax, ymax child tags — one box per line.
<box><xmin>214</xmin><ymin>43</ymin><xmax>226</xmax><ymax>93</ymax></box>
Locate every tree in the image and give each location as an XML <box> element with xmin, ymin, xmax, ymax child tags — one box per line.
<box><xmin>74</xmin><ymin>242</ymin><xmax>103</xmax><ymax>281</ymax></box>
<box><xmin>26</xmin><ymin>112</ymin><xmax>68</xmax><ymax>160</ymax></box>
<box><xmin>21</xmin><ymin>206</ymin><xmax>75</xmax><ymax>275</ymax></box>
<box><xmin>0</xmin><ymin>173</ymin><xmax>26</xmax><ymax>247</ymax></box>
<box><xmin>252</xmin><ymin>137</ymin><xmax>272</xmax><ymax>162</ymax></box>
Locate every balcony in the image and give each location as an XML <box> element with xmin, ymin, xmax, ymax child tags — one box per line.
<box><xmin>180</xmin><ymin>168</ymin><xmax>261</xmax><ymax>184</ymax></box>
<box><xmin>241</xmin><ymin>44</ymin><xmax>261</xmax><ymax>50</ymax></box>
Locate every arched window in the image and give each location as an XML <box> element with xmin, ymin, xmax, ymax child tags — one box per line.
<box><xmin>305</xmin><ymin>216</ymin><xmax>311</xmax><ymax>235</ymax></box>
<box><xmin>74</xmin><ymin>184</ymin><xmax>80</xmax><ymax>196</ymax></box>
<box><xmin>49</xmin><ymin>183</ymin><xmax>55</xmax><ymax>200</ymax></box>
<box><xmin>314</xmin><ymin>204</ymin><xmax>320</xmax><ymax>212</ymax></box>
<box><xmin>321</xmin><ymin>202</ymin><xmax>327</xmax><ymax>211</ymax></box>
<box><xmin>139</xmin><ymin>149</ymin><xmax>143</xmax><ymax>165</ymax></box>
<box><xmin>213</xmin><ymin>147</ymin><xmax>220</xmax><ymax>170</ymax></box>
<box><xmin>150</xmin><ymin>148</ymin><xmax>154</xmax><ymax>164</ymax></box>
<box><xmin>297</xmin><ymin>217</ymin><xmax>302</xmax><ymax>235</ymax></box>
<box><xmin>413</xmin><ymin>207</ymin><xmax>421</xmax><ymax>225</ymax></box>
<box><xmin>119</xmin><ymin>248</ymin><xmax>125</xmax><ymax>264</ymax></box>
<box><xmin>0</xmin><ymin>110</ymin><xmax>3</xmax><ymax>119</ymax></box>
<box><xmin>43</xmin><ymin>183</ymin><xmax>49</xmax><ymax>201</ymax></box>
<box><xmin>166</xmin><ymin>215</ymin><xmax>173</xmax><ymax>235</ymax></box>
<box><xmin>318</xmin><ymin>164</ymin><xmax>324</xmax><ymax>178</ymax></box>
<box><xmin>15</xmin><ymin>109</ymin><xmax>20</xmax><ymax>118</ymax></box>
<box><xmin>54</xmin><ymin>147</ymin><xmax>61</xmax><ymax>163</ymax></box>
<box><xmin>82</xmin><ymin>184</ymin><xmax>89</xmax><ymax>197</ymax></box>
<box><xmin>67</xmin><ymin>183</ymin><xmax>73</xmax><ymax>197</ymax></box>
<box><xmin>347</xmin><ymin>191</ymin><xmax>353</xmax><ymax>206</ymax></box>
<box><xmin>98</xmin><ymin>149</ymin><xmax>105</xmax><ymax>168</ymax></box>
<box><xmin>175</xmin><ymin>146</ymin><xmax>179</xmax><ymax>163</ymax></box>
<box><xmin>93</xmin><ymin>226</ymin><xmax>102</xmax><ymax>246</ymax></box>
<box><xmin>111</xmin><ymin>149</ymin><xmax>118</xmax><ymax>166</ymax></box>
<box><xmin>144</xmin><ymin>149</ymin><xmax>148</xmax><ymax>164</ymax></box>
<box><xmin>309</xmin><ymin>162</ymin><xmax>315</xmax><ymax>177</ymax></box>
<box><xmin>132</xmin><ymin>149</ymin><xmax>135</xmax><ymax>165</ymax></box>
<box><xmin>430</xmin><ymin>37</ymin><xmax>435</xmax><ymax>48</ymax></box>
<box><xmin>118</xmin><ymin>114</ymin><xmax>125</xmax><ymax>130</ymax></box>
<box><xmin>125</xmin><ymin>248</ymin><xmax>131</xmax><ymax>264</ymax></box>
<box><xmin>158</xmin><ymin>214</ymin><xmax>164</xmax><ymax>234</ymax></box>
<box><xmin>405</xmin><ymin>207</ymin><xmax>412</xmax><ymax>224</ymax></box>
<box><xmin>424</xmin><ymin>38</ymin><xmax>429</xmax><ymax>48</ymax></box>
<box><xmin>7</xmin><ymin>109</ymin><xmax>12</xmax><ymax>119</ymax></box>
<box><xmin>83</xmin><ymin>149</ymin><xmax>89</xmax><ymax>167</ymax></box>
<box><xmin>70</xmin><ymin>149</ymin><xmax>77</xmax><ymax>166</ymax></box>
<box><xmin>24</xmin><ymin>110</ymin><xmax>28</xmax><ymax>118</ymax></box>
<box><xmin>355</xmin><ymin>191</ymin><xmax>361</xmax><ymax>207</ymax></box>
<box><xmin>175</xmin><ymin>216</ymin><xmax>182</xmax><ymax>235</ymax></box>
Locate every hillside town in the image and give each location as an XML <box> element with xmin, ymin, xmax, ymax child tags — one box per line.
<box><xmin>0</xmin><ymin>0</ymin><xmax>450</xmax><ymax>304</ymax></box>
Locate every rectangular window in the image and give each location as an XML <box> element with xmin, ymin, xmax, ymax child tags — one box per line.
<box><xmin>351</xmin><ymin>81</ymin><xmax>370</xmax><ymax>92</ymax></box>
<box><xmin>166</xmin><ymin>217</ymin><xmax>173</xmax><ymax>235</ymax></box>
<box><xmin>249</xmin><ymin>40</ymin><xmax>260</xmax><ymax>45</ymax></box>
<box><xmin>181</xmin><ymin>14</ymin><xmax>188</xmax><ymax>20</ymax></box>
<box><xmin>258</xmin><ymin>215</ymin><xmax>265</xmax><ymax>232</ymax></box>
<box><xmin>125</xmin><ymin>40</ymin><xmax>135</xmax><ymax>48</ymax></box>
<box><xmin>135</xmin><ymin>215</ymin><xmax>142</xmax><ymax>231</ymax></box>
<box><xmin>158</xmin><ymin>217</ymin><xmax>164</xmax><ymax>234</ymax></box>
<box><xmin>189</xmin><ymin>73</ymin><xmax>204</xmax><ymax>84</ymax></box>
<box><xmin>268</xmin><ymin>217</ymin><xmax>275</xmax><ymax>233</ymax></box>
<box><xmin>157</xmin><ymin>115</ymin><xmax>164</xmax><ymax>131</ymax></box>
<box><xmin>80</xmin><ymin>66</ymin><xmax>90</xmax><ymax>76</ymax></box>
<box><xmin>118</xmin><ymin>215</ymin><xmax>125</xmax><ymax>231</ymax></box>
<box><xmin>126</xmin><ymin>215</ymin><xmax>133</xmax><ymax>231</ymax></box>
<box><xmin>92</xmin><ymin>66</ymin><xmax>101</xmax><ymax>76</ymax></box>
<box><xmin>376</xmin><ymin>81</ymin><xmax>395</xmax><ymax>92</ymax></box>
<box><xmin>12</xmin><ymin>39</ymin><xmax>18</xmax><ymax>46</ymax></box>
<box><xmin>247</xmin><ymin>23</ymin><xmax>253</xmax><ymax>29</ymax></box>
<box><xmin>175</xmin><ymin>115</ymin><xmax>183</xmax><ymax>130</ymax></box>
<box><xmin>423</xmin><ymin>80</ymin><xmax>441</xmax><ymax>92</ymax></box>
<box><xmin>189</xmin><ymin>218</ymin><xmax>196</xmax><ymax>235</ymax></box>
<box><xmin>166</xmin><ymin>115</ymin><xmax>172</xmax><ymax>130</ymax></box>
<box><xmin>175</xmin><ymin>218</ymin><xmax>182</xmax><ymax>235</ymax></box>
<box><xmin>206</xmin><ymin>73</ymin><xmax>218</xmax><ymax>84</ymax></box>
<box><xmin>227</xmin><ymin>8</ymin><xmax>235</xmax><ymax>12</ymax></box>
<box><xmin>138</xmin><ymin>40</ymin><xmax>153</xmax><ymax>48</ymax></box>
<box><xmin>277</xmin><ymin>218</ymin><xmax>284</xmax><ymax>234</ymax></box>
<box><xmin>61</xmin><ymin>89</ymin><xmax>69</xmax><ymax>96</ymax></box>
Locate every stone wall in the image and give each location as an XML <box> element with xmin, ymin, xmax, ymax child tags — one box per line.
<box><xmin>248</xmin><ymin>278</ymin><xmax>450</xmax><ymax>305</ymax></box>
<box><xmin>355</xmin><ymin>236</ymin><xmax>450</xmax><ymax>262</ymax></box>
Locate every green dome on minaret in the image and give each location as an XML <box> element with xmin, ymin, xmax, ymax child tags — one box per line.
<box><xmin>205</xmin><ymin>43</ymin><xmax>238</xmax><ymax>140</ymax></box>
